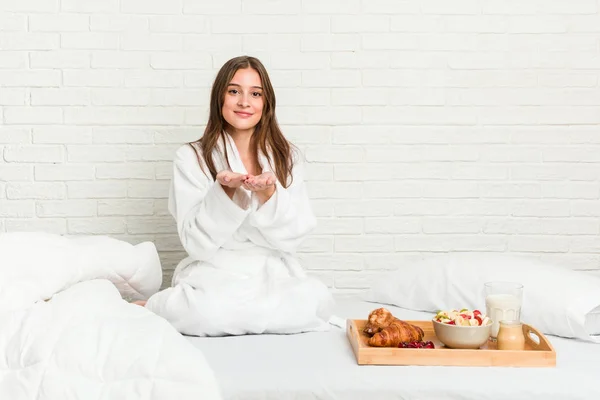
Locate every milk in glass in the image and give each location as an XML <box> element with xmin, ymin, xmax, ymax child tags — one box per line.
<box><xmin>486</xmin><ymin>293</ymin><xmax>522</xmax><ymax>338</ymax></box>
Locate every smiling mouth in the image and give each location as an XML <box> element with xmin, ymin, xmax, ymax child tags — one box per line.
<box><xmin>234</xmin><ymin>111</ymin><xmax>253</xmax><ymax>117</ymax></box>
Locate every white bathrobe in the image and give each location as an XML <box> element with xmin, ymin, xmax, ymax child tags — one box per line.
<box><xmin>146</xmin><ymin>134</ymin><xmax>334</xmax><ymax>336</ymax></box>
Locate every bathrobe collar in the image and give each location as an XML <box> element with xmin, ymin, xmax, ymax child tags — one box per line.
<box><xmin>221</xmin><ymin>131</ymin><xmax>273</xmax><ymax>176</ymax></box>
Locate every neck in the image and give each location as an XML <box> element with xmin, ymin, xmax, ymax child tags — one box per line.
<box><xmin>227</xmin><ymin>127</ymin><xmax>253</xmax><ymax>153</ymax></box>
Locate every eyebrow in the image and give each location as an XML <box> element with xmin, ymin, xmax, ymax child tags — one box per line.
<box><xmin>228</xmin><ymin>83</ymin><xmax>263</xmax><ymax>90</ymax></box>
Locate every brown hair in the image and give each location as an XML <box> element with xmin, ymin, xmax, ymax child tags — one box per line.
<box><xmin>190</xmin><ymin>56</ymin><xmax>294</xmax><ymax>188</ymax></box>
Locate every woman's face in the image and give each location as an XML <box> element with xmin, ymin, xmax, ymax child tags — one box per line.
<box><xmin>222</xmin><ymin>67</ymin><xmax>264</xmax><ymax>136</ymax></box>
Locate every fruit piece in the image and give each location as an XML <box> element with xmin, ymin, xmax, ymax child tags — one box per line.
<box><xmin>398</xmin><ymin>340</ymin><xmax>436</xmax><ymax>349</ymax></box>
<box><xmin>435</xmin><ymin>308</ymin><xmax>490</xmax><ymax>326</ymax></box>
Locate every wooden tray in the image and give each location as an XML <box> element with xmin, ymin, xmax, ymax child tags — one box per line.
<box><xmin>347</xmin><ymin>319</ymin><xmax>556</xmax><ymax>367</ymax></box>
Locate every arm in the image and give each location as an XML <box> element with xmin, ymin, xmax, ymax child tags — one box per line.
<box><xmin>169</xmin><ymin>145</ymin><xmax>251</xmax><ymax>262</ymax></box>
<box><xmin>246</xmin><ymin>153</ymin><xmax>317</xmax><ymax>253</ymax></box>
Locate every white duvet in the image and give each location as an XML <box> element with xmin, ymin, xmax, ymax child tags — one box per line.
<box><xmin>0</xmin><ymin>232</ymin><xmax>222</xmax><ymax>400</ymax></box>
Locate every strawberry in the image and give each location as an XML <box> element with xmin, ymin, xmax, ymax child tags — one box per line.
<box><xmin>474</xmin><ymin>315</ymin><xmax>483</xmax><ymax>326</ymax></box>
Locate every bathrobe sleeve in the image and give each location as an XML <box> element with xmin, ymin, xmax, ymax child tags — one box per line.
<box><xmin>168</xmin><ymin>145</ymin><xmax>251</xmax><ymax>262</ymax></box>
<box><xmin>247</xmin><ymin>152</ymin><xmax>317</xmax><ymax>253</ymax></box>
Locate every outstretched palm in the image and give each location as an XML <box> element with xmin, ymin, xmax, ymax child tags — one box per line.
<box><xmin>216</xmin><ymin>170</ymin><xmax>248</xmax><ymax>189</ymax></box>
<box><xmin>243</xmin><ymin>171</ymin><xmax>276</xmax><ymax>192</ymax></box>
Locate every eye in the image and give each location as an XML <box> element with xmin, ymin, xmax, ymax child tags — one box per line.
<box><xmin>228</xmin><ymin>89</ymin><xmax>239</xmax><ymax>95</ymax></box>
<box><xmin>252</xmin><ymin>92</ymin><xmax>262</xmax><ymax>97</ymax></box>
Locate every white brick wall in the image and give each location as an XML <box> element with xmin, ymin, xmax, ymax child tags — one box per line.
<box><xmin>2</xmin><ymin>0</ymin><xmax>600</xmax><ymax>293</ymax></box>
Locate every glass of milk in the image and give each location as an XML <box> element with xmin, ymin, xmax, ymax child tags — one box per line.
<box><xmin>484</xmin><ymin>281</ymin><xmax>523</xmax><ymax>340</ymax></box>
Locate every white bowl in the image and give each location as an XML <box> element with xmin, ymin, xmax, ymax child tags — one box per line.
<box><xmin>432</xmin><ymin>319</ymin><xmax>492</xmax><ymax>349</ymax></box>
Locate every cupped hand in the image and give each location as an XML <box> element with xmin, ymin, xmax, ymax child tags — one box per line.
<box><xmin>242</xmin><ymin>171</ymin><xmax>276</xmax><ymax>193</ymax></box>
<box><xmin>216</xmin><ymin>170</ymin><xmax>248</xmax><ymax>189</ymax></box>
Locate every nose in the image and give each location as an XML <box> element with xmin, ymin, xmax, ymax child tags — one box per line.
<box><xmin>237</xmin><ymin>92</ymin><xmax>250</xmax><ymax>108</ymax></box>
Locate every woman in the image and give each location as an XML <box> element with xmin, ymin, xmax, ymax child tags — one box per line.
<box><xmin>143</xmin><ymin>56</ymin><xmax>335</xmax><ymax>336</ymax></box>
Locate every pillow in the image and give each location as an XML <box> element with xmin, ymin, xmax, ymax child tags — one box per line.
<box><xmin>365</xmin><ymin>253</ymin><xmax>600</xmax><ymax>343</ymax></box>
<box><xmin>0</xmin><ymin>232</ymin><xmax>162</xmax><ymax>311</ymax></box>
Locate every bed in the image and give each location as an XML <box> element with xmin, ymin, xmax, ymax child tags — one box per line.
<box><xmin>188</xmin><ymin>298</ymin><xmax>600</xmax><ymax>400</ymax></box>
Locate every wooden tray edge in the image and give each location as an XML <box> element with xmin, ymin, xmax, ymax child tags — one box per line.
<box><xmin>346</xmin><ymin>319</ymin><xmax>556</xmax><ymax>367</ymax></box>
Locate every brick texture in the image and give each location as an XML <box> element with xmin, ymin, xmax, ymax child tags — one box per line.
<box><xmin>1</xmin><ymin>0</ymin><xmax>600</xmax><ymax>293</ymax></box>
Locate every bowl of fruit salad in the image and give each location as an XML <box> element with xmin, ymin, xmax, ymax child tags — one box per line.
<box><xmin>432</xmin><ymin>309</ymin><xmax>492</xmax><ymax>349</ymax></box>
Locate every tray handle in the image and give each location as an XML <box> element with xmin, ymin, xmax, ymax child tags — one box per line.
<box><xmin>523</xmin><ymin>324</ymin><xmax>552</xmax><ymax>351</ymax></box>
<box><xmin>348</xmin><ymin>320</ymin><xmax>359</xmax><ymax>341</ymax></box>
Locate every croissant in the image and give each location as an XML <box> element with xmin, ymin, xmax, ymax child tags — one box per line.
<box><xmin>368</xmin><ymin>319</ymin><xmax>425</xmax><ymax>347</ymax></box>
<box><xmin>363</xmin><ymin>308</ymin><xmax>396</xmax><ymax>336</ymax></box>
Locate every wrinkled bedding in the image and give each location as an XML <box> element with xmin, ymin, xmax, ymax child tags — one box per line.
<box><xmin>189</xmin><ymin>298</ymin><xmax>600</xmax><ymax>400</ymax></box>
<box><xmin>0</xmin><ymin>232</ymin><xmax>222</xmax><ymax>400</ymax></box>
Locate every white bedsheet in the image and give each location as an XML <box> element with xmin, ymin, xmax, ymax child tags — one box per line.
<box><xmin>0</xmin><ymin>232</ymin><xmax>222</xmax><ymax>400</ymax></box>
<box><xmin>188</xmin><ymin>298</ymin><xmax>600</xmax><ymax>400</ymax></box>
